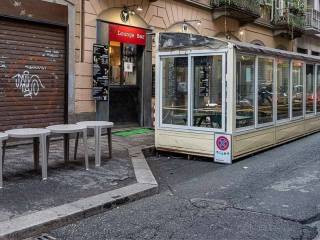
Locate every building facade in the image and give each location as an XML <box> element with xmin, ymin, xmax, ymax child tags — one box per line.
<box><xmin>0</xmin><ymin>0</ymin><xmax>319</xmax><ymax>130</ymax></box>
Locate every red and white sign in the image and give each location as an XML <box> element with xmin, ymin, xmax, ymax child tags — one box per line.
<box><xmin>214</xmin><ymin>133</ymin><xmax>232</xmax><ymax>164</ymax></box>
<box><xmin>109</xmin><ymin>24</ymin><xmax>146</xmax><ymax>46</ymax></box>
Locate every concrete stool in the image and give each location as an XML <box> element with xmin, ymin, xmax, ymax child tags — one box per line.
<box><xmin>75</xmin><ymin>121</ymin><xmax>113</xmax><ymax>167</ymax></box>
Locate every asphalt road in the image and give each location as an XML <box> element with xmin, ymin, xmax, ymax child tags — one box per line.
<box><xmin>50</xmin><ymin>132</ymin><xmax>320</xmax><ymax>240</ymax></box>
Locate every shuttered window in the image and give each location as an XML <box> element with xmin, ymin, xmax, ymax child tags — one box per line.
<box><xmin>0</xmin><ymin>18</ymin><xmax>66</xmax><ymax>131</ymax></box>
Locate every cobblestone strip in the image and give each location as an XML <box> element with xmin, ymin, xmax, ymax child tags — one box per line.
<box><xmin>0</xmin><ymin>145</ymin><xmax>158</xmax><ymax>240</ymax></box>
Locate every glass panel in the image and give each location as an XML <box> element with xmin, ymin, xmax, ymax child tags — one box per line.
<box><xmin>306</xmin><ymin>64</ymin><xmax>315</xmax><ymax>114</ymax></box>
<box><xmin>258</xmin><ymin>58</ymin><xmax>274</xmax><ymax>124</ymax></box>
<box><xmin>292</xmin><ymin>61</ymin><xmax>304</xmax><ymax>117</ymax></box>
<box><xmin>277</xmin><ymin>59</ymin><xmax>290</xmax><ymax>120</ymax></box>
<box><xmin>192</xmin><ymin>55</ymin><xmax>222</xmax><ymax>128</ymax></box>
<box><xmin>122</xmin><ymin>44</ymin><xmax>137</xmax><ymax>85</ymax></box>
<box><xmin>317</xmin><ymin>66</ymin><xmax>320</xmax><ymax>112</ymax></box>
<box><xmin>109</xmin><ymin>41</ymin><xmax>121</xmax><ymax>85</ymax></box>
<box><xmin>236</xmin><ymin>54</ymin><xmax>255</xmax><ymax>128</ymax></box>
<box><xmin>161</xmin><ymin>57</ymin><xmax>188</xmax><ymax>125</ymax></box>
<box><xmin>109</xmin><ymin>42</ymin><xmax>137</xmax><ymax>86</ymax></box>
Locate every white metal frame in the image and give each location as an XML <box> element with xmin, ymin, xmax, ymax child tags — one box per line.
<box><xmin>291</xmin><ymin>60</ymin><xmax>305</xmax><ymax>120</ymax></box>
<box><xmin>234</xmin><ymin>52</ymin><xmax>257</xmax><ymax>132</ymax></box>
<box><xmin>189</xmin><ymin>52</ymin><xmax>227</xmax><ymax>132</ymax></box>
<box><xmin>235</xmin><ymin>56</ymin><xmax>320</xmax><ymax>133</ymax></box>
<box><xmin>275</xmin><ymin>58</ymin><xmax>291</xmax><ymax>124</ymax></box>
<box><xmin>289</xmin><ymin>60</ymin><xmax>293</xmax><ymax>120</ymax></box>
<box><xmin>305</xmin><ymin>63</ymin><xmax>317</xmax><ymax>117</ymax></box>
<box><xmin>255</xmin><ymin>56</ymin><xmax>276</xmax><ymax>128</ymax></box>
<box><xmin>158</xmin><ymin>54</ymin><xmax>189</xmax><ymax>131</ymax></box>
<box><xmin>156</xmin><ymin>42</ymin><xmax>320</xmax><ymax>137</ymax></box>
<box><xmin>157</xmin><ymin>49</ymin><xmax>228</xmax><ymax>133</ymax></box>
<box><xmin>317</xmin><ymin>64</ymin><xmax>320</xmax><ymax>114</ymax></box>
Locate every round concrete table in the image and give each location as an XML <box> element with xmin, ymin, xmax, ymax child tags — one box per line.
<box><xmin>0</xmin><ymin>133</ymin><xmax>8</xmax><ymax>188</ymax></box>
<box><xmin>5</xmin><ymin>128</ymin><xmax>50</xmax><ymax>181</ymax></box>
<box><xmin>76</xmin><ymin>121</ymin><xmax>114</xmax><ymax>167</ymax></box>
<box><xmin>46</xmin><ymin>124</ymin><xmax>89</xmax><ymax>170</ymax></box>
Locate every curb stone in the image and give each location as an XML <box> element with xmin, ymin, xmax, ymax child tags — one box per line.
<box><xmin>0</xmin><ymin>145</ymin><xmax>158</xmax><ymax>240</ymax></box>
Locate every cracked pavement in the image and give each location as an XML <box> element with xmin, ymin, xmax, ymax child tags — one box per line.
<box><xmin>50</xmin><ymin>132</ymin><xmax>320</xmax><ymax>240</ymax></box>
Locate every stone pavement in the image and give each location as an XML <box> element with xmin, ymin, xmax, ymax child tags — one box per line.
<box><xmin>50</xmin><ymin>132</ymin><xmax>320</xmax><ymax>240</ymax></box>
<box><xmin>0</xmin><ymin>130</ymin><xmax>157</xmax><ymax>239</ymax></box>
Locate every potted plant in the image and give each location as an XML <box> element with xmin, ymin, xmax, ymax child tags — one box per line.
<box><xmin>288</xmin><ymin>0</ymin><xmax>304</xmax><ymax>15</ymax></box>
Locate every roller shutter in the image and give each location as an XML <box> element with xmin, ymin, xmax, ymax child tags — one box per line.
<box><xmin>0</xmin><ymin>18</ymin><xmax>66</xmax><ymax>131</ymax></box>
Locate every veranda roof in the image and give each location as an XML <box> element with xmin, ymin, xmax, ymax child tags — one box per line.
<box><xmin>159</xmin><ymin>32</ymin><xmax>320</xmax><ymax>62</ymax></box>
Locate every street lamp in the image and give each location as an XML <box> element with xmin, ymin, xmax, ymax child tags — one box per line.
<box><xmin>123</xmin><ymin>4</ymin><xmax>143</xmax><ymax>15</ymax></box>
<box><xmin>183</xmin><ymin>19</ymin><xmax>202</xmax><ymax>26</ymax></box>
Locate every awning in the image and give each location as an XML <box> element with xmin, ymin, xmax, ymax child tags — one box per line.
<box><xmin>158</xmin><ymin>32</ymin><xmax>320</xmax><ymax>63</ymax></box>
<box><xmin>231</xmin><ymin>40</ymin><xmax>320</xmax><ymax>62</ymax></box>
<box><xmin>158</xmin><ymin>32</ymin><xmax>228</xmax><ymax>50</ymax></box>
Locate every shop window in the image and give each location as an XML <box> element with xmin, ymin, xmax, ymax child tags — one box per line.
<box><xmin>277</xmin><ymin>59</ymin><xmax>290</xmax><ymax>120</ymax></box>
<box><xmin>109</xmin><ymin>41</ymin><xmax>121</xmax><ymax>84</ymax></box>
<box><xmin>236</xmin><ymin>54</ymin><xmax>255</xmax><ymax>128</ymax></box>
<box><xmin>306</xmin><ymin>64</ymin><xmax>315</xmax><ymax>114</ymax></box>
<box><xmin>192</xmin><ymin>55</ymin><xmax>222</xmax><ymax>128</ymax></box>
<box><xmin>292</xmin><ymin>61</ymin><xmax>304</xmax><ymax>118</ymax></box>
<box><xmin>257</xmin><ymin>58</ymin><xmax>274</xmax><ymax>124</ymax></box>
<box><xmin>109</xmin><ymin>41</ymin><xmax>137</xmax><ymax>86</ymax></box>
<box><xmin>161</xmin><ymin>57</ymin><xmax>188</xmax><ymax>125</ymax></box>
<box><xmin>317</xmin><ymin>66</ymin><xmax>320</xmax><ymax>112</ymax></box>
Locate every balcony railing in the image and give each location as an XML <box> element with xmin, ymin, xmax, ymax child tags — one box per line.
<box><xmin>305</xmin><ymin>8</ymin><xmax>320</xmax><ymax>33</ymax></box>
<box><xmin>273</xmin><ymin>8</ymin><xmax>305</xmax><ymax>29</ymax></box>
<box><xmin>211</xmin><ymin>0</ymin><xmax>261</xmax><ymax>17</ymax></box>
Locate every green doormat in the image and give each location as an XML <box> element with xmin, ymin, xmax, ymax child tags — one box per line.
<box><xmin>113</xmin><ymin>128</ymin><xmax>154</xmax><ymax>137</ymax></box>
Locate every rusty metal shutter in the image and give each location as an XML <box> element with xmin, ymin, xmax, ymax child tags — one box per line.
<box><xmin>0</xmin><ymin>18</ymin><xmax>66</xmax><ymax>131</ymax></box>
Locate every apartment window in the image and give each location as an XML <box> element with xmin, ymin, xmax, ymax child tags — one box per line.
<box><xmin>276</xmin><ymin>45</ymin><xmax>287</xmax><ymax>51</ymax></box>
<box><xmin>297</xmin><ymin>48</ymin><xmax>308</xmax><ymax>54</ymax></box>
<box><xmin>306</xmin><ymin>64</ymin><xmax>315</xmax><ymax>114</ymax></box>
<box><xmin>258</xmin><ymin>57</ymin><xmax>274</xmax><ymax>124</ymax></box>
<box><xmin>236</xmin><ymin>54</ymin><xmax>255</xmax><ymax>128</ymax></box>
<box><xmin>312</xmin><ymin>51</ymin><xmax>320</xmax><ymax>56</ymax></box>
<box><xmin>277</xmin><ymin>59</ymin><xmax>290</xmax><ymax>120</ymax></box>
<box><xmin>161</xmin><ymin>57</ymin><xmax>188</xmax><ymax>125</ymax></box>
<box><xmin>292</xmin><ymin>61</ymin><xmax>304</xmax><ymax>117</ymax></box>
<box><xmin>192</xmin><ymin>55</ymin><xmax>223</xmax><ymax>128</ymax></box>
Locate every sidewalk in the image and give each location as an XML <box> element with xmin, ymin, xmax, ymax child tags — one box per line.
<box><xmin>0</xmin><ymin>130</ymin><xmax>157</xmax><ymax>240</ymax></box>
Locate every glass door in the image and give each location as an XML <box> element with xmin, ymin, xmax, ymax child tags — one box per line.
<box><xmin>191</xmin><ymin>54</ymin><xmax>224</xmax><ymax>130</ymax></box>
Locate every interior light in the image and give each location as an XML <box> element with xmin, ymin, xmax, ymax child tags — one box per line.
<box><xmin>197</xmin><ymin>21</ymin><xmax>201</xmax><ymax>26</ymax></box>
<box><xmin>136</xmin><ymin>5</ymin><xmax>143</xmax><ymax>11</ymax></box>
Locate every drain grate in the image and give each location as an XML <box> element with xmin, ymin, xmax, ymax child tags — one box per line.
<box><xmin>24</xmin><ymin>233</ymin><xmax>57</xmax><ymax>240</ymax></box>
<box><xmin>35</xmin><ymin>234</ymin><xmax>57</xmax><ymax>240</ymax></box>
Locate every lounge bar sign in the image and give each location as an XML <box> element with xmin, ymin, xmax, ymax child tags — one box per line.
<box><xmin>109</xmin><ymin>24</ymin><xmax>146</xmax><ymax>45</ymax></box>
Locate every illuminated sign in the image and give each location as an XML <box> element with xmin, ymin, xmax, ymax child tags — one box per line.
<box><xmin>109</xmin><ymin>24</ymin><xmax>146</xmax><ymax>46</ymax></box>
